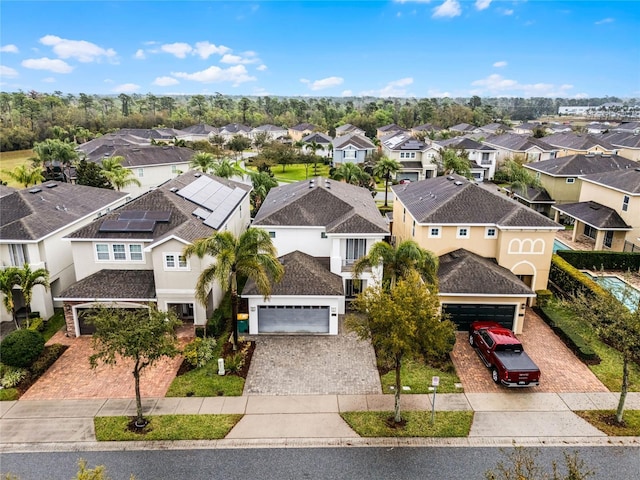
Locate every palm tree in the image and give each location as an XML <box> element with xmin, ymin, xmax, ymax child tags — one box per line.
<box><xmin>352</xmin><ymin>240</ymin><xmax>439</xmax><ymax>290</ymax></box>
<box><xmin>0</xmin><ymin>267</ymin><xmax>20</xmax><ymax>329</ymax></box>
<box><xmin>2</xmin><ymin>165</ymin><xmax>44</xmax><ymax>187</ymax></box>
<box><xmin>373</xmin><ymin>156</ymin><xmax>401</xmax><ymax>207</ymax></box>
<box><xmin>100</xmin><ymin>155</ymin><xmax>142</xmax><ymax>191</ymax></box>
<box><xmin>14</xmin><ymin>263</ymin><xmax>50</xmax><ymax>327</ymax></box>
<box><xmin>190</xmin><ymin>152</ymin><xmax>214</xmax><ymax>173</ymax></box>
<box><xmin>439</xmin><ymin>148</ymin><xmax>471</xmax><ymax>178</ymax></box>
<box><xmin>183</xmin><ymin>229</ymin><xmax>284</xmax><ymax>349</ymax></box>
<box><xmin>210</xmin><ymin>158</ymin><xmax>245</xmax><ymax>180</ymax></box>
<box><xmin>331</xmin><ymin>162</ymin><xmax>371</xmax><ymax>188</ymax></box>
<box><xmin>249</xmin><ymin>170</ymin><xmax>278</xmax><ymax>213</ymax></box>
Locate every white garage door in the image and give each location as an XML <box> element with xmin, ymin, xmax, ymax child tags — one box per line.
<box><xmin>258</xmin><ymin>306</ymin><xmax>330</xmax><ymax>333</ymax></box>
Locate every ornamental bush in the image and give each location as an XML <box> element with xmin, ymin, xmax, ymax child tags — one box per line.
<box><xmin>183</xmin><ymin>337</ymin><xmax>217</xmax><ymax>368</ymax></box>
<box><xmin>0</xmin><ymin>329</ymin><xmax>45</xmax><ymax>368</ymax></box>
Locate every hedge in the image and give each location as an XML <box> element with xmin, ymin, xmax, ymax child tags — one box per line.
<box><xmin>536</xmin><ymin>306</ymin><xmax>600</xmax><ymax>364</ymax></box>
<box><xmin>548</xmin><ymin>254</ymin><xmax>610</xmax><ymax>299</ymax></box>
<box><xmin>557</xmin><ymin>250</ymin><xmax>640</xmax><ymax>271</ymax></box>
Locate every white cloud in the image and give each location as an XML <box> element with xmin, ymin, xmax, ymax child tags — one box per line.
<box><xmin>172</xmin><ymin>65</ymin><xmax>256</xmax><ymax>86</ymax></box>
<box><xmin>22</xmin><ymin>57</ymin><xmax>74</xmax><ymax>73</ymax></box>
<box><xmin>194</xmin><ymin>41</ymin><xmax>230</xmax><ymax>59</ymax></box>
<box><xmin>433</xmin><ymin>0</ymin><xmax>461</xmax><ymax>18</ymax></box>
<box><xmin>39</xmin><ymin>35</ymin><xmax>116</xmax><ymax>63</ymax></box>
<box><xmin>471</xmin><ymin>74</ymin><xmax>575</xmax><ymax>97</ymax></box>
<box><xmin>301</xmin><ymin>76</ymin><xmax>344</xmax><ymax>91</ymax></box>
<box><xmin>153</xmin><ymin>76</ymin><xmax>179</xmax><ymax>87</ymax></box>
<box><xmin>220</xmin><ymin>53</ymin><xmax>259</xmax><ymax>65</ymax></box>
<box><xmin>0</xmin><ymin>44</ymin><xmax>19</xmax><ymax>53</ymax></box>
<box><xmin>573</xmin><ymin>93</ymin><xmax>589</xmax><ymax>99</ymax></box>
<box><xmin>161</xmin><ymin>42</ymin><xmax>193</xmax><ymax>58</ymax></box>
<box><xmin>0</xmin><ymin>65</ymin><xmax>19</xmax><ymax>78</ymax></box>
<box><xmin>493</xmin><ymin>61</ymin><xmax>507</xmax><ymax>68</ymax></box>
<box><xmin>256</xmin><ymin>64</ymin><xmax>267</xmax><ymax>71</ymax></box>
<box><xmin>42</xmin><ymin>77</ymin><xmax>55</xmax><ymax>83</ymax></box>
<box><xmin>134</xmin><ymin>49</ymin><xmax>146</xmax><ymax>60</ymax></box>
<box><xmin>475</xmin><ymin>0</ymin><xmax>491</xmax><ymax>10</ymax></box>
<box><xmin>427</xmin><ymin>89</ymin><xmax>451</xmax><ymax>97</ymax></box>
<box><xmin>113</xmin><ymin>83</ymin><xmax>140</xmax><ymax>93</ymax></box>
<box><xmin>361</xmin><ymin>77</ymin><xmax>414</xmax><ymax>97</ymax></box>
<box><xmin>595</xmin><ymin>17</ymin><xmax>614</xmax><ymax>25</ymax></box>
<box><xmin>342</xmin><ymin>90</ymin><xmax>353</xmax><ymax>97</ymax></box>
<box><xmin>502</xmin><ymin>9</ymin><xmax>514</xmax><ymax>15</ymax></box>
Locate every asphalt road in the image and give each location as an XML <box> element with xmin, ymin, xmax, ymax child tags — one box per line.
<box><xmin>2</xmin><ymin>446</ymin><xmax>639</xmax><ymax>480</ymax></box>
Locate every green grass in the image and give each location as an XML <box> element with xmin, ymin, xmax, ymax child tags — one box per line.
<box><xmin>0</xmin><ymin>149</ymin><xmax>33</xmax><ymax>187</ymax></box>
<box><xmin>0</xmin><ymin>388</ymin><xmax>19</xmax><ymax>401</ymax></box>
<box><xmin>165</xmin><ymin>363</ymin><xmax>245</xmax><ymax>397</ymax></box>
<box><xmin>575</xmin><ymin>410</ymin><xmax>640</xmax><ymax>436</ymax></box>
<box><xmin>543</xmin><ymin>300</ymin><xmax>640</xmax><ymax>392</ymax></box>
<box><xmin>380</xmin><ymin>358</ymin><xmax>463</xmax><ymax>394</ymax></box>
<box><xmin>94</xmin><ymin>414</ymin><xmax>242</xmax><ymax>441</ymax></box>
<box><xmin>42</xmin><ymin>310</ymin><xmax>65</xmax><ymax>341</ymax></box>
<box><xmin>341</xmin><ymin>411</ymin><xmax>473</xmax><ymax>437</ymax></box>
<box><xmin>247</xmin><ymin>163</ymin><xmax>331</xmax><ymax>182</ymax></box>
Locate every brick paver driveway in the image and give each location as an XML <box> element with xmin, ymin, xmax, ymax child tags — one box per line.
<box><xmin>21</xmin><ymin>330</ymin><xmax>190</xmax><ymax>400</ymax></box>
<box><xmin>450</xmin><ymin>309</ymin><xmax>609</xmax><ymax>393</ymax></box>
<box><xmin>243</xmin><ymin>331</ymin><xmax>382</xmax><ymax>395</ymax></box>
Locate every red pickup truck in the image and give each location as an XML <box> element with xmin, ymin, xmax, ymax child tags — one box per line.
<box><xmin>469</xmin><ymin>321</ymin><xmax>540</xmax><ymax>387</ymax></box>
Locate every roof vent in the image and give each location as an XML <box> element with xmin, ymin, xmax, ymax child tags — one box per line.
<box><xmin>635</xmin><ymin>168</ymin><xmax>640</xmax><ymax>172</ymax></box>
<box><xmin>29</xmin><ymin>188</ymin><xmax>42</xmax><ymax>194</ymax></box>
<box><xmin>194</xmin><ymin>172</ymin><xmax>201</xmax><ymax>177</ymax></box>
<box><xmin>454</xmin><ymin>181</ymin><xmax>463</xmax><ymax>186</ymax></box>
<box><xmin>46</xmin><ymin>183</ymin><xmax>58</xmax><ymax>188</ymax></box>
<box><xmin>446</xmin><ymin>176</ymin><xmax>455</xmax><ymax>181</ymax></box>
<box><xmin>169</xmin><ymin>187</ymin><xmax>179</xmax><ymax>193</ymax></box>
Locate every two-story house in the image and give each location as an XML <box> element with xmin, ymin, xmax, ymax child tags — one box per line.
<box><xmin>302</xmin><ymin>132</ymin><xmax>333</xmax><ymax>157</ymax></box>
<box><xmin>218</xmin><ymin>123</ymin><xmax>252</xmax><ymax>141</ymax></box>
<box><xmin>391</xmin><ymin>176</ymin><xmax>561</xmax><ymax>333</ymax></box>
<box><xmin>482</xmin><ymin>133</ymin><xmax>558</xmax><ymax>165</ymax></box>
<box><xmin>599</xmin><ymin>131</ymin><xmax>640</xmax><ymax>161</ymax></box>
<box><xmin>543</xmin><ymin>132</ymin><xmax>617</xmax><ymax>157</ymax></box>
<box><xmin>381</xmin><ymin>133</ymin><xmax>438</xmax><ymax>181</ymax></box>
<box><xmin>0</xmin><ymin>182</ymin><xmax>128</xmax><ymax>324</ymax></box>
<box><xmin>178</xmin><ymin>124</ymin><xmax>219</xmax><ymax>142</ymax></box>
<box><xmin>244</xmin><ymin>177</ymin><xmax>389</xmax><ymax>335</ymax></box>
<box><xmin>56</xmin><ymin>172</ymin><xmax>251</xmax><ymax>336</ymax></box>
<box><xmin>331</xmin><ymin>133</ymin><xmax>376</xmax><ymax>166</ymax></box>
<box><xmin>288</xmin><ymin>123</ymin><xmax>318</xmax><ymax>142</ymax></box>
<box><xmin>376</xmin><ymin>124</ymin><xmax>408</xmax><ymax>139</ymax></box>
<box><xmin>434</xmin><ymin>137</ymin><xmax>498</xmax><ymax>181</ymax></box>
<box><xmin>552</xmin><ymin>168</ymin><xmax>640</xmax><ymax>252</ymax></box>
<box><xmin>335</xmin><ymin>124</ymin><xmax>365</xmax><ymax>137</ymax></box>
<box><xmin>250</xmin><ymin>124</ymin><xmax>288</xmax><ymax>142</ymax></box>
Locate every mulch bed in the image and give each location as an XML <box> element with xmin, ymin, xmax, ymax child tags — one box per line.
<box><xmin>176</xmin><ymin>339</ymin><xmax>255</xmax><ymax>379</ymax></box>
<box><xmin>15</xmin><ymin>344</ymin><xmax>68</xmax><ymax>396</ymax></box>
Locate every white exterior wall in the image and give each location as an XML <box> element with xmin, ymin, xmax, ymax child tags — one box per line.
<box><xmin>260</xmin><ymin>226</ymin><xmax>331</xmax><ymax>257</ymax></box>
<box><xmin>122</xmin><ymin>162</ymin><xmax>190</xmax><ymax>198</ymax></box>
<box><xmin>246</xmin><ymin>295</ymin><xmax>343</xmax><ymax>335</ymax></box>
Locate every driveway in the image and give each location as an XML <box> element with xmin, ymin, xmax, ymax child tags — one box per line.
<box><xmin>450</xmin><ymin>309</ymin><xmax>609</xmax><ymax>393</ymax></box>
<box><xmin>21</xmin><ymin>330</ymin><xmax>191</xmax><ymax>400</ymax></box>
<box><xmin>243</xmin><ymin>331</ymin><xmax>382</xmax><ymax>395</ymax></box>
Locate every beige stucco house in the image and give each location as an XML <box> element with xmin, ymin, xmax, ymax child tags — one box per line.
<box><xmin>381</xmin><ymin>133</ymin><xmax>439</xmax><ymax>181</ymax></box>
<box><xmin>391</xmin><ymin>176</ymin><xmax>561</xmax><ymax>333</ymax></box>
<box><xmin>55</xmin><ymin>171</ymin><xmax>251</xmax><ymax>336</ymax></box>
<box><xmin>543</xmin><ymin>132</ymin><xmax>617</xmax><ymax>157</ymax></box>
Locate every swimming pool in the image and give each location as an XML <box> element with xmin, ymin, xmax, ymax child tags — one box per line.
<box><xmin>583</xmin><ymin>272</ymin><xmax>640</xmax><ymax>312</ymax></box>
<box><xmin>553</xmin><ymin>239</ymin><xmax>572</xmax><ymax>253</ymax></box>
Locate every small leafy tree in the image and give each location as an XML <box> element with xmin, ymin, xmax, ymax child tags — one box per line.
<box><xmin>438</xmin><ymin>148</ymin><xmax>471</xmax><ymax>178</ymax></box>
<box><xmin>347</xmin><ymin>270</ymin><xmax>455</xmax><ymax>424</ymax></box>
<box><xmin>226</xmin><ymin>134</ymin><xmax>252</xmax><ymax>162</ymax></box>
<box><xmin>485</xmin><ymin>446</ymin><xmax>594</xmax><ymax>480</ymax></box>
<box><xmin>75</xmin><ymin>159</ymin><xmax>113</xmax><ymax>189</ymax></box>
<box><xmin>88</xmin><ymin>307</ymin><xmax>182</xmax><ymax>426</ymax></box>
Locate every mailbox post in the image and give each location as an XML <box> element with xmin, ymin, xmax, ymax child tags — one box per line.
<box><xmin>431</xmin><ymin>376</ymin><xmax>439</xmax><ymax>425</ymax></box>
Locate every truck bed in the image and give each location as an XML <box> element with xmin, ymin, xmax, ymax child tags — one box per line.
<box><xmin>494</xmin><ymin>350</ymin><xmax>539</xmax><ymax>372</ymax></box>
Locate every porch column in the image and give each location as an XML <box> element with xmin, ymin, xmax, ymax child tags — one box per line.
<box><xmin>553</xmin><ymin>210</ymin><xmax>560</xmax><ymax>224</ymax></box>
<box><xmin>571</xmin><ymin>221</ymin><xmax>580</xmax><ymax>242</ymax></box>
<box><xmin>594</xmin><ymin>230</ymin><xmax>605</xmax><ymax>250</ymax></box>
<box><xmin>330</xmin><ymin>238</ymin><xmax>341</xmax><ymax>275</ymax></box>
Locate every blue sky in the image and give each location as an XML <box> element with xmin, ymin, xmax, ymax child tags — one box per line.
<box><xmin>1</xmin><ymin>1</ymin><xmax>638</xmax><ymax>98</ymax></box>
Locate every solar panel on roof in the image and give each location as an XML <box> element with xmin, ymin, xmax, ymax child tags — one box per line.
<box><xmin>118</xmin><ymin>210</ymin><xmax>146</xmax><ymax>220</ymax></box>
<box><xmin>192</xmin><ymin>207</ymin><xmax>210</xmax><ymax>219</ymax></box>
<box><xmin>144</xmin><ymin>211</ymin><xmax>171</xmax><ymax>222</ymax></box>
<box><xmin>99</xmin><ymin>220</ymin><xmax>127</xmax><ymax>232</ymax></box>
<box><xmin>125</xmin><ymin>220</ymin><xmax>156</xmax><ymax>232</ymax></box>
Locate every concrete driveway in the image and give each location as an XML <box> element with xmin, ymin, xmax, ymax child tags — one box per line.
<box><xmin>450</xmin><ymin>309</ymin><xmax>609</xmax><ymax>393</ymax></box>
<box><xmin>21</xmin><ymin>330</ymin><xmax>189</xmax><ymax>400</ymax></box>
<box><xmin>243</xmin><ymin>331</ymin><xmax>382</xmax><ymax>395</ymax></box>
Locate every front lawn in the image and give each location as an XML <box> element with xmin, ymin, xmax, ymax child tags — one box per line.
<box><xmin>0</xmin><ymin>149</ymin><xmax>33</xmax><ymax>187</ymax></box>
<box><xmin>42</xmin><ymin>309</ymin><xmax>65</xmax><ymax>341</ymax></box>
<box><xmin>165</xmin><ymin>362</ymin><xmax>245</xmax><ymax>397</ymax></box>
<box><xmin>380</xmin><ymin>358</ymin><xmax>463</xmax><ymax>394</ymax></box>
<box><xmin>575</xmin><ymin>410</ymin><xmax>640</xmax><ymax>436</ymax></box>
<box><xmin>246</xmin><ymin>162</ymin><xmax>330</xmax><ymax>182</ymax></box>
<box><xmin>341</xmin><ymin>411</ymin><xmax>473</xmax><ymax>437</ymax></box>
<box><xmin>94</xmin><ymin>414</ymin><xmax>242</xmax><ymax>441</ymax></box>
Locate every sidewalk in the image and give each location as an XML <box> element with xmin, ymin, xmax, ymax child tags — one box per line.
<box><xmin>1</xmin><ymin>392</ymin><xmax>639</xmax><ymax>450</ymax></box>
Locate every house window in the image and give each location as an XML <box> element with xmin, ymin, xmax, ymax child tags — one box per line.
<box><xmin>481</xmin><ymin>152</ymin><xmax>490</xmax><ymax>161</ymax></box>
<box><xmin>344</xmin><ymin>149</ymin><xmax>356</xmax><ymax>160</ymax></box>
<box><xmin>112</xmin><ymin>244</ymin><xmax>126</xmax><ymax>260</ymax></box>
<box><xmin>403</xmin><ymin>208</ymin><xmax>406</xmax><ymax>222</ymax></box>
<box><xmin>428</xmin><ymin>227</ymin><xmax>441</xmax><ymax>238</ymax></box>
<box><xmin>412</xmin><ymin>220</ymin><xmax>416</xmax><ymax>237</ymax></box>
<box><xmin>321</xmin><ymin>232</ymin><xmax>327</xmax><ymax>239</ymax></box>
<box><xmin>129</xmin><ymin>244</ymin><xmax>143</xmax><ymax>261</ymax></box>
<box><xmin>8</xmin><ymin>244</ymin><xmax>29</xmax><ymax>267</ymax></box>
<box><xmin>164</xmin><ymin>253</ymin><xmax>189</xmax><ymax>270</ymax></box>
<box><xmin>171</xmin><ymin>165</ymin><xmax>178</xmax><ymax>174</ymax></box>
<box><xmin>400</xmin><ymin>152</ymin><xmax>416</xmax><ymax>159</ymax></box>
<box><xmin>346</xmin><ymin>239</ymin><xmax>366</xmax><ymax>264</ymax></box>
<box><xmin>137</xmin><ymin>168</ymin><xmax>144</xmax><ymax>178</ymax></box>
<box><xmin>345</xmin><ymin>279</ymin><xmax>366</xmax><ymax>298</ymax></box>
<box><xmin>485</xmin><ymin>227</ymin><xmax>497</xmax><ymax>238</ymax></box>
<box><xmin>566</xmin><ymin>178</ymin><xmax>575</xmax><ymax>184</ymax></box>
<box><xmin>268</xmin><ymin>231</ymin><xmax>276</xmax><ymax>238</ymax></box>
<box><xmin>95</xmin><ymin>243</ymin><xmax>144</xmax><ymax>261</ymax></box>
<box><xmin>622</xmin><ymin>195</ymin><xmax>629</xmax><ymax>212</ymax></box>
<box><xmin>457</xmin><ymin>227</ymin><xmax>470</xmax><ymax>239</ymax></box>
<box><xmin>96</xmin><ymin>244</ymin><xmax>110</xmax><ymax>261</ymax></box>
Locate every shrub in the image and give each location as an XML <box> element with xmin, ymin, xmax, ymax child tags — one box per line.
<box><xmin>27</xmin><ymin>317</ymin><xmax>45</xmax><ymax>332</ymax></box>
<box><xmin>224</xmin><ymin>352</ymin><xmax>244</xmax><ymax>374</ymax></box>
<box><xmin>549</xmin><ymin>254</ymin><xmax>609</xmax><ymax>299</ymax></box>
<box><xmin>557</xmin><ymin>250</ymin><xmax>640</xmax><ymax>271</ymax></box>
<box><xmin>29</xmin><ymin>344</ymin><xmax>67</xmax><ymax>377</ymax></box>
<box><xmin>0</xmin><ymin>329</ymin><xmax>45</xmax><ymax>368</ymax></box>
<box><xmin>0</xmin><ymin>364</ymin><xmax>28</xmax><ymax>388</ymax></box>
<box><xmin>183</xmin><ymin>337</ymin><xmax>217</xmax><ymax>368</ymax></box>
<box><xmin>535</xmin><ymin>289</ymin><xmax>553</xmax><ymax>308</ymax></box>
<box><xmin>537</xmin><ymin>305</ymin><xmax>600</xmax><ymax>364</ymax></box>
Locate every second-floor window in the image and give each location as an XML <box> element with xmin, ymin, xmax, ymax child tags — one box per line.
<box><xmin>481</xmin><ymin>152</ymin><xmax>491</xmax><ymax>164</ymax></box>
<box><xmin>400</xmin><ymin>152</ymin><xmax>416</xmax><ymax>159</ymax></box>
<box><xmin>428</xmin><ymin>227</ymin><xmax>441</xmax><ymax>238</ymax></box>
<box><xmin>457</xmin><ymin>227</ymin><xmax>470</xmax><ymax>239</ymax></box>
<box><xmin>164</xmin><ymin>253</ymin><xmax>189</xmax><ymax>270</ymax></box>
<box><xmin>345</xmin><ymin>239</ymin><xmax>366</xmax><ymax>264</ymax></box>
<box><xmin>95</xmin><ymin>243</ymin><xmax>144</xmax><ymax>262</ymax></box>
<box><xmin>137</xmin><ymin>168</ymin><xmax>144</xmax><ymax>178</ymax></box>
<box><xmin>566</xmin><ymin>178</ymin><xmax>575</xmax><ymax>184</ymax></box>
<box><xmin>8</xmin><ymin>244</ymin><xmax>29</xmax><ymax>267</ymax></box>
<box><xmin>485</xmin><ymin>227</ymin><xmax>497</xmax><ymax>238</ymax></box>
<box><xmin>622</xmin><ymin>195</ymin><xmax>629</xmax><ymax>212</ymax></box>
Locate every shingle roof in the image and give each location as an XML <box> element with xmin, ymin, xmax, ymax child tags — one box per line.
<box><xmin>83</xmin><ymin>144</ymin><xmax>195</xmax><ymax>166</ymax></box>
<box><xmin>436</xmin><ymin>137</ymin><xmax>495</xmax><ymax>151</ymax></box>
<box><xmin>383</xmin><ymin>135</ymin><xmax>429</xmax><ymax>151</ymax></box>
<box><xmin>600</xmin><ymin>131</ymin><xmax>640</xmax><ymax>149</ymax></box>
<box><xmin>181</xmin><ymin>124</ymin><xmax>218</xmax><ymax>135</ymax></box>
<box><xmin>524</xmin><ymin>153</ymin><xmax>637</xmax><ymax>177</ymax></box>
<box><xmin>392</xmin><ymin>175</ymin><xmax>560</xmax><ymax>228</ymax></box>
<box><xmin>543</xmin><ymin>132</ymin><xmax>615</xmax><ymax>151</ymax></box>
<box><xmin>438</xmin><ymin>249</ymin><xmax>533</xmax><ymax>296</ymax></box>
<box><xmin>0</xmin><ymin>185</ymin><xmax>17</xmax><ymax>198</ymax></box>
<box><xmin>510</xmin><ymin>186</ymin><xmax>555</xmax><ymax>203</ymax></box>
<box><xmin>412</xmin><ymin>123</ymin><xmax>442</xmax><ymax>132</ymax></box>
<box><xmin>220</xmin><ymin>123</ymin><xmax>251</xmax><ymax>134</ymax></box>
<box><xmin>242</xmin><ymin>251</ymin><xmax>343</xmax><ymax>296</ymax></box>
<box><xmin>290</xmin><ymin>123</ymin><xmax>317</xmax><ymax>132</ymax></box>
<box><xmin>57</xmin><ymin>269</ymin><xmax>156</xmax><ymax>300</ymax></box>
<box><xmin>302</xmin><ymin>132</ymin><xmax>332</xmax><ymax>144</ymax></box>
<box><xmin>77</xmin><ymin>133</ymin><xmax>150</xmax><ymax>157</ymax></box>
<box><xmin>0</xmin><ymin>182</ymin><xmax>126</xmax><ymax>241</ymax></box>
<box><xmin>253</xmin><ymin>177</ymin><xmax>389</xmax><ymax>234</ymax></box>
<box><xmin>552</xmin><ymin>202</ymin><xmax>631</xmax><ymax>229</ymax></box>
<box><xmin>253</xmin><ymin>124</ymin><xmax>286</xmax><ymax>132</ymax></box>
<box><xmin>66</xmin><ymin>171</ymin><xmax>251</xmax><ymax>245</ymax></box>
<box><xmin>332</xmin><ymin>133</ymin><xmax>375</xmax><ymax>150</ymax></box>
<box><xmin>580</xmin><ymin>168</ymin><xmax>640</xmax><ymax>194</ymax></box>
<box><xmin>449</xmin><ymin>123</ymin><xmax>476</xmax><ymax>132</ymax></box>
<box><xmin>335</xmin><ymin>124</ymin><xmax>364</xmax><ymax>135</ymax></box>
<box><xmin>483</xmin><ymin>133</ymin><xmax>556</xmax><ymax>152</ymax></box>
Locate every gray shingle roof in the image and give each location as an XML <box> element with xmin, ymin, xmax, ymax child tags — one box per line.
<box><xmin>0</xmin><ymin>182</ymin><xmax>126</xmax><ymax>241</ymax></box>
<box><xmin>483</xmin><ymin>133</ymin><xmax>556</xmax><ymax>152</ymax></box>
<box><xmin>253</xmin><ymin>177</ymin><xmax>389</xmax><ymax>234</ymax></box>
<box><xmin>543</xmin><ymin>132</ymin><xmax>615</xmax><ymax>151</ymax></box>
<box><xmin>57</xmin><ymin>269</ymin><xmax>156</xmax><ymax>300</ymax></box>
<box><xmin>510</xmin><ymin>186</ymin><xmax>555</xmax><ymax>203</ymax></box>
<box><xmin>552</xmin><ymin>202</ymin><xmax>631</xmax><ymax>229</ymax></box>
<box><xmin>436</xmin><ymin>137</ymin><xmax>495</xmax><ymax>151</ymax></box>
<box><xmin>438</xmin><ymin>249</ymin><xmax>533</xmax><ymax>296</ymax></box>
<box><xmin>600</xmin><ymin>131</ymin><xmax>640</xmax><ymax>149</ymax></box>
<box><xmin>332</xmin><ymin>133</ymin><xmax>375</xmax><ymax>150</ymax></box>
<box><xmin>82</xmin><ymin>144</ymin><xmax>195</xmax><ymax>166</ymax></box>
<box><xmin>290</xmin><ymin>123</ymin><xmax>317</xmax><ymax>132</ymax></box>
<box><xmin>392</xmin><ymin>175</ymin><xmax>560</xmax><ymax>228</ymax></box>
<box><xmin>242</xmin><ymin>251</ymin><xmax>343</xmax><ymax>296</ymax></box>
<box><xmin>181</xmin><ymin>124</ymin><xmax>218</xmax><ymax>135</ymax></box>
<box><xmin>581</xmin><ymin>168</ymin><xmax>640</xmax><ymax>194</ymax></box>
<box><xmin>302</xmin><ymin>132</ymin><xmax>332</xmax><ymax>144</ymax></box>
<box><xmin>66</xmin><ymin>171</ymin><xmax>250</xmax><ymax>245</ymax></box>
<box><xmin>525</xmin><ymin>153</ymin><xmax>637</xmax><ymax>177</ymax></box>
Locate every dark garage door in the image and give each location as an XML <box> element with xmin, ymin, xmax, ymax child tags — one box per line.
<box><xmin>77</xmin><ymin>309</ymin><xmax>98</xmax><ymax>335</ymax></box>
<box><xmin>258</xmin><ymin>306</ymin><xmax>330</xmax><ymax>333</ymax></box>
<box><xmin>443</xmin><ymin>304</ymin><xmax>516</xmax><ymax>331</ymax></box>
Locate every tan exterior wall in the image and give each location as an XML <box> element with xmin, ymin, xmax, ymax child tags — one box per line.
<box><xmin>614</xmin><ymin>147</ymin><xmax>640</xmax><ymax>162</ymax></box>
<box><xmin>70</xmin><ymin>241</ymin><xmax>153</xmax><ymax>281</ymax></box>
<box><xmin>538</xmin><ymin>174</ymin><xmax>582</xmax><ymax>204</ymax></box>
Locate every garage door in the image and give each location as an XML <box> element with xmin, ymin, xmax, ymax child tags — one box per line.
<box><xmin>77</xmin><ymin>309</ymin><xmax>98</xmax><ymax>335</ymax></box>
<box><xmin>443</xmin><ymin>304</ymin><xmax>516</xmax><ymax>331</ymax></box>
<box><xmin>258</xmin><ymin>306</ymin><xmax>330</xmax><ymax>333</ymax></box>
